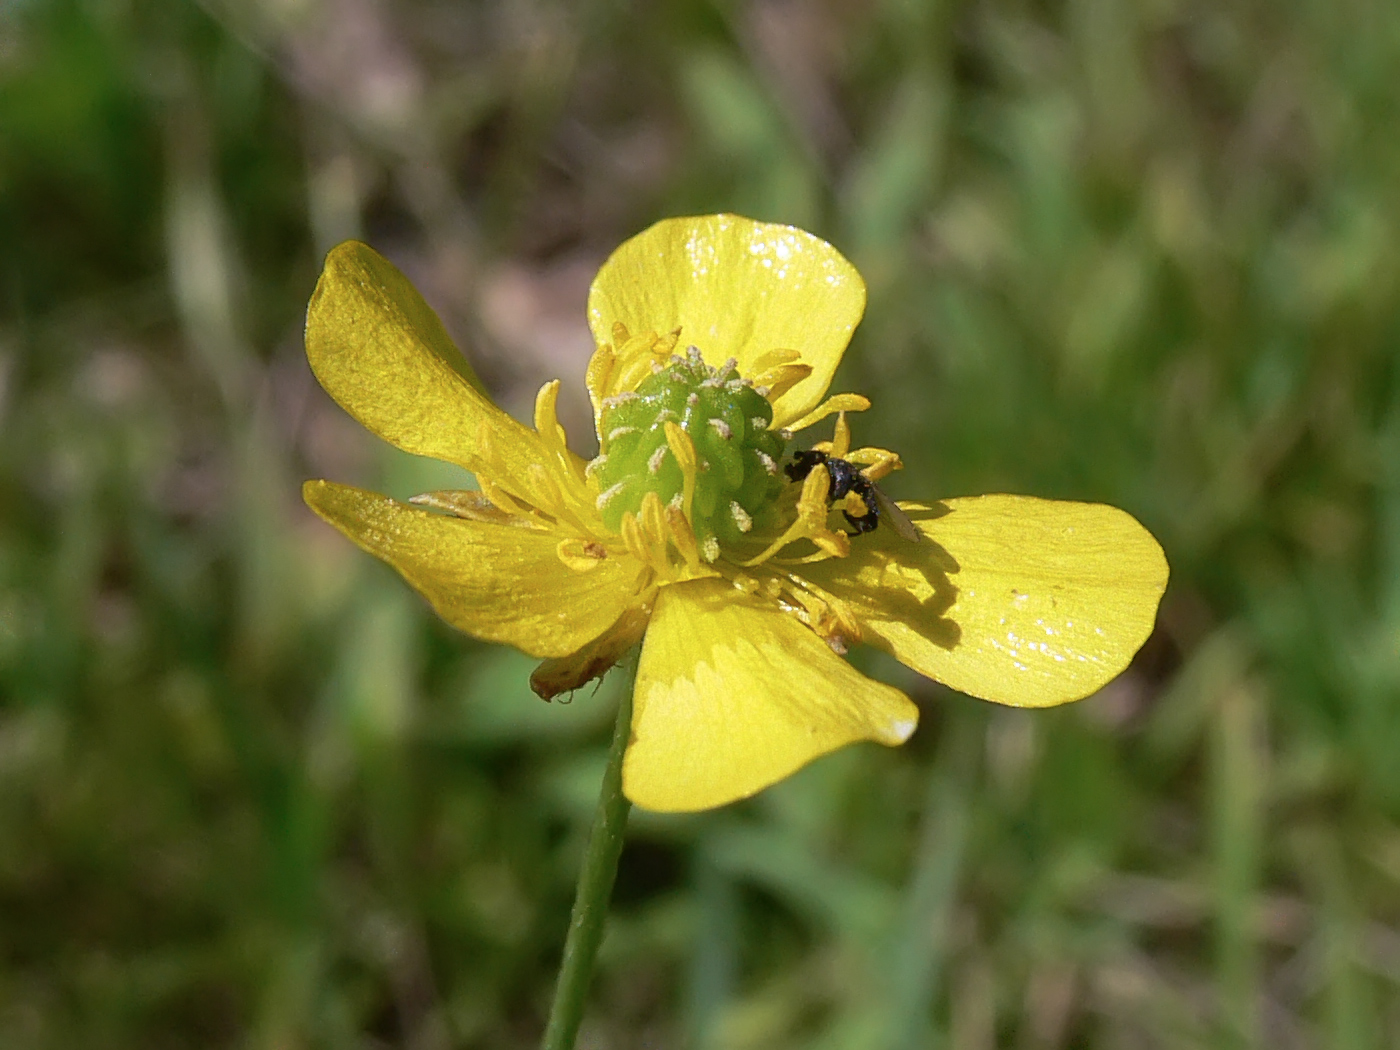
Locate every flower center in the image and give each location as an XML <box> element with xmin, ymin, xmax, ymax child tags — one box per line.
<box><xmin>589</xmin><ymin>347</ymin><xmax>788</xmax><ymax>553</ymax></box>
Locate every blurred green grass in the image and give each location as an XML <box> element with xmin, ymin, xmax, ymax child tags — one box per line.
<box><xmin>4</xmin><ymin>0</ymin><xmax>1400</xmax><ymax>1046</ymax></box>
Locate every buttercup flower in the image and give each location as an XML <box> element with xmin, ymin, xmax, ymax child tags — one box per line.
<box><xmin>303</xmin><ymin>214</ymin><xmax>1168</xmax><ymax>812</ymax></box>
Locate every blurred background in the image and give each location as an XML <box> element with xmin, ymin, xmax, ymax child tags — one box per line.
<box><xmin>4</xmin><ymin>0</ymin><xmax>1400</xmax><ymax>1046</ymax></box>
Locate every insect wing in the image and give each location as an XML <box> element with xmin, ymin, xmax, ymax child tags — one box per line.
<box><xmin>872</xmin><ymin>484</ymin><xmax>922</xmax><ymax>543</ymax></box>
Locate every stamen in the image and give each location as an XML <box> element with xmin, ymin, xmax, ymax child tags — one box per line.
<box><xmin>750</xmin><ymin>417</ymin><xmax>768</xmax><ymax>431</ymax></box>
<box><xmin>750</xmin><ymin>348</ymin><xmax>801</xmax><ymax>371</ymax></box>
<box><xmin>478</xmin><ymin>476</ymin><xmax>531</xmax><ymax>519</ymax></box>
<box><xmin>585</xmin><ymin>344</ymin><xmax>617</xmax><ymax>425</ymax></box>
<box><xmin>665</xmin><ymin>505</ymin><xmax>702</xmax><ymax>572</ymax></box>
<box><xmin>784</xmin><ymin>393</ymin><xmax>870</xmax><ymax>434</ymax></box>
<box><xmin>756</xmin><ymin>450</ymin><xmax>777</xmax><ymax>475</ymax></box>
<box><xmin>663</xmin><ymin>421</ymin><xmax>698</xmax><ymax>523</ymax></box>
<box><xmin>619</xmin><ymin>512</ymin><xmax>649</xmax><ymax>566</ymax></box>
<box><xmin>700</xmin><ymin>535</ymin><xmax>720</xmax><ymax>562</ymax></box>
<box><xmin>738</xmin><ymin>466</ymin><xmax>849</xmax><ymax>567</ymax></box>
<box><xmin>607</xmin><ymin>425</ymin><xmax>639</xmax><ymax>443</ymax></box>
<box><xmin>847</xmin><ymin>446</ymin><xmax>902</xmax><ymax>481</ymax></box>
<box><xmin>707</xmin><ymin>418</ymin><xmax>732</xmax><ymax>440</ymax></box>
<box><xmin>754</xmin><ymin>385</ymin><xmax>770</xmax><ymax>398</ymax></box>
<box><xmin>647</xmin><ymin>445</ymin><xmax>668</xmax><ymax>474</ymax></box>
<box><xmin>534</xmin><ymin>380</ymin><xmax>569</xmax><ymax>453</ymax></box>
<box><xmin>751</xmin><ymin>362</ymin><xmax>813</xmax><ymax>400</ymax></box>
<box><xmin>529</xmin><ymin>463</ymin><xmax>588</xmax><ymax>533</ymax></box>
<box><xmin>831</xmin><ymin>411</ymin><xmax>851</xmax><ymax>458</ymax></box>
<box><xmin>640</xmin><ymin>491</ymin><xmax>669</xmax><ymax>551</ymax></box>
<box><xmin>556</xmin><ymin>537</ymin><xmax>608</xmax><ymax>573</ymax></box>
<box><xmin>584</xmin><ymin>454</ymin><xmax>607</xmax><ymax>478</ymax></box>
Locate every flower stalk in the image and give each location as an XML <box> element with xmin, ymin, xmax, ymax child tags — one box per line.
<box><xmin>541</xmin><ymin>659</ymin><xmax>636</xmax><ymax>1050</ymax></box>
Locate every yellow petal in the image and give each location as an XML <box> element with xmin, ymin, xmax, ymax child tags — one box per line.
<box><xmin>801</xmin><ymin>495</ymin><xmax>1168</xmax><ymax>708</ymax></box>
<box><xmin>304</xmin><ymin>480</ymin><xmax>642</xmax><ymax>659</ymax></box>
<box><xmin>586</xmin><ymin>215</ymin><xmax>866</xmax><ymax>429</ymax></box>
<box><xmin>306</xmin><ymin>242</ymin><xmax>557</xmax><ymax>501</ymax></box>
<box><xmin>623</xmin><ymin>578</ymin><xmax>918</xmax><ymax>812</ymax></box>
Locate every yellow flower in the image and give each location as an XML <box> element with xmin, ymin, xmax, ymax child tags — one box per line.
<box><xmin>302</xmin><ymin>215</ymin><xmax>1168</xmax><ymax>813</ymax></box>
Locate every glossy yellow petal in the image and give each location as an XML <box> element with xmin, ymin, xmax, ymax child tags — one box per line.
<box><xmin>801</xmin><ymin>495</ymin><xmax>1168</xmax><ymax>708</ymax></box>
<box><xmin>304</xmin><ymin>480</ymin><xmax>643</xmax><ymax>659</ymax></box>
<box><xmin>306</xmin><ymin>242</ymin><xmax>558</xmax><ymax>500</ymax></box>
<box><xmin>587</xmin><ymin>215</ymin><xmax>866</xmax><ymax>429</ymax></box>
<box><xmin>623</xmin><ymin>578</ymin><xmax>918</xmax><ymax>812</ymax></box>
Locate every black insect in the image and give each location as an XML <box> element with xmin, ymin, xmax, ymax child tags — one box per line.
<box><xmin>784</xmin><ymin>450</ymin><xmax>921</xmax><ymax>543</ymax></box>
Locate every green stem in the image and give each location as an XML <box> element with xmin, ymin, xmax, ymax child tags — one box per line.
<box><xmin>541</xmin><ymin>664</ymin><xmax>635</xmax><ymax>1050</ymax></box>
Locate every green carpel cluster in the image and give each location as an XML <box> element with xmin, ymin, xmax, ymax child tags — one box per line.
<box><xmin>590</xmin><ymin>348</ymin><xmax>788</xmax><ymax>554</ymax></box>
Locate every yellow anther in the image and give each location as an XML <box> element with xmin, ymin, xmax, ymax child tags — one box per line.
<box><xmin>846</xmin><ymin>446</ymin><xmax>902</xmax><ymax>481</ymax></box>
<box><xmin>584</xmin><ymin>344</ymin><xmax>617</xmax><ymax>430</ymax></box>
<box><xmin>619</xmin><ymin>511</ymin><xmax>649</xmax><ymax>566</ymax></box>
<box><xmin>830</xmin><ymin>411</ymin><xmax>852</xmax><ymax>458</ymax></box>
<box><xmin>749</xmin><ymin>348</ymin><xmax>802</xmax><ymax>373</ymax></box>
<box><xmin>841</xmin><ymin>491</ymin><xmax>869</xmax><ymax>519</ymax></box>
<box><xmin>608</xmin><ymin>330</ymin><xmax>667</xmax><ymax>395</ymax></box>
<box><xmin>528</xmin><ymin>463</ymin><xmax>566</xmax><ymax>521</ymax></box>
<box><xmin>785</xmin><ymin>394</ymin><xmax>871</xmax><ymax>435</ymax></box>
<box><xmin>786</xmin><ymin>587</ymin><xmax>830</xmax><ymax>629</ymax></box>
<box><xmin>657</xmin><ymin>327</ymin><xmax>682</xmax><ymax>355</ymax></box>
<box><xmin>665</xmin><ymin>505</ymin><xmax>702</xmax><ymax>572</ymax></box>
<box><xmin>533</xmin><ymin>380</ymin><xmax>568</xmax><ymax>451</ymax></box>
<box><xmin>729</xmin><ymin>572</ymin><xmax>760</xmax><ymax>594</ymax></box>
<box><xmin>556</xmin><ymin>537</ymin><xmax>608</xmax><ymax>573</ymax></box>
<box><xmin>663</xmin><ymin>421</ymin><xmax>698</xmax><ymax>523</ymax></box>
<box><xmin>798</xmin><ymin>463</ymin><xmax>832</xmax><ymax>517</ymax></box>
<box><xmin>478</xmin><ymin>476</ymin><xmax>531</xmax><ymax>519</ymax></box>
<box><xmin>477</xmin><ymin>418</ymin><xmax>501</xmax><ymax>476</ymax></box>
<box><xmin>534</xmin><ymin>379</ymin><xmax>592</xmax><ymax>490</ymax></box>
<box><xmin>740</xmin><ymin>467</ymin><xmax>832</xmax><ymax>567</ymax></box>
<box><xmin>749</xmin><ymin>362</ymin><xmax>812</xmax><ymax>401</ymax></box>
<box><xmin>639</xmin><ymin>491</ymin><xmax>668</xmax><ymax>553</ymax></box>
<box><xmin>783</xmin><ymin>575</ymin><xmax>863</xmax><ymax>643</ymax></box>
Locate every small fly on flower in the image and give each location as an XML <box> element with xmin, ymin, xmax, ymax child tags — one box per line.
<box><xmin>785</xmin><ymin>449</ymin><xmax>922</xmax><ymax>544</ymax></box>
